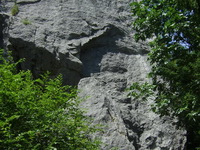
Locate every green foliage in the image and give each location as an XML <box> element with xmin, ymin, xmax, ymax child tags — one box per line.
<box><xmin>130</xmin><ymin>0</ymin><xmax>200</xmax><ymax>149</ymax></box>
<box><xmin>128</xmin><ymin>82</ymin><xmax>155</xmax><ymax>101</ymax></box>
<box><xmin>0</xmin><ymin>50</ymin><xmax>100</xmax><ymax>149</ymax></box>
<box><xmin>177</xmin><ymin>0</ymin><xmax>200</xmax><ymax>13</ymax></box>
<box><xmin>21</xmin><ymin>19</ymin><xmax>32</xmax><ymax>25</ymax></box>
<box><xmin>11</xmin><ymin>4</ymin><xmax>19</xmax><ymax>16</ymax></box>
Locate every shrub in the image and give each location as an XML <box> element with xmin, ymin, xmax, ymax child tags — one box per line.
<box><xmin>21</xmin><ymin>19</ymin><xmax>31</xmax><ymax>25</ymax></box>
<box><xmin>11</xmin><ymin>4</ymin><xmax>19</xmax><ymax>16</ymax></box>
<box><xmin>0</xmin><ymin>50</ymin><xmax>100</xmax><ymax>149</ymax></box>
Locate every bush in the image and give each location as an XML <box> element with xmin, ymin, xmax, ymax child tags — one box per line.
<box><xmin>11</xmin><ymin>4</ymin><xmax>19</xmax><ymax>16</ymax></box>
<box><xmin>21</xmin><ymin>19</ymin><xmax>32</xmax><ymax>25</ymax></box>
<box><xmin>0</xmin><ymin>50</ymin><xmax>100</xmax><ymax>149</ymax></box>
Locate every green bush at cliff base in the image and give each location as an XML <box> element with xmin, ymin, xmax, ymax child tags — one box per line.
<box><xmin>0</xmin><ymin>50</ymin><xmax>100</xmax><ymax>149</ymax></box>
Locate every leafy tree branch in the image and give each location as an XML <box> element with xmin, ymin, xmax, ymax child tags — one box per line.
<box><xmin>129</xmin><ymin>0</ymin><xmax>200</xmax><ymax>149</ymax></box>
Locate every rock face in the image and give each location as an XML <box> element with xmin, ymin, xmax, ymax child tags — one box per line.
<box><xmin>0</xmin><ymin>0</ymin><xmax>186</xmax><ymax>149</ymax></box>
<box><xmin>78</xmin><ymin>55</ymin><xmax>186</xmax><ymax>150</ymax></box>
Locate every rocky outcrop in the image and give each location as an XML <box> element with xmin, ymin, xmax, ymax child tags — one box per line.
<box><xmin>78</xmin><ymin>55</ymin><xmax>186</xmax><ymax>149</ymax></box>
<box><xmin>0</xmin><ymin>0</ymin><xmax>186</xmax><ymax>149</ymax></box>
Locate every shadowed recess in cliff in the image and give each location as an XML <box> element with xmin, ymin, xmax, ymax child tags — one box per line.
<box><xmin>80</xmin><ymin>24</ymin><xmax>126</xmax><ymax>77</ymax></box>
<box><xmin>0</xmin><ymin>22</ymin><xmax>3</xmax><ymax>49</ymax></box>
<box><xmin>8</xmin><ymin>38</ymin><xmax>82</xmax><ymax>85</ymax></box>
<box><xmin>0</xmin><ymin>14</ymin><xmax>9</xmax><ymax>49</ymax></box>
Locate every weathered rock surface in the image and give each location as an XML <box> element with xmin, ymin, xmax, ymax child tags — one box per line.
<box><xmin>0</xmin><ymin>0</ymin><xmax>186</xmax><ymax>149</ymax></box>
<box><xmin>78</xmin><ymin>55</ymin><xmax>186</xmax><ymax>149</ymax></box>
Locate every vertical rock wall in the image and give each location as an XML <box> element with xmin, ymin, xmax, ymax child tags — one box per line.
<box><xmin>0</xmin><ymin>0</ymin><xmax>186</xmax><ymax>149</ymax></box>
<box><xmin>78</xmin><ymin>54</ymin><xmax>186</xmax><ymax>150</ymax></box>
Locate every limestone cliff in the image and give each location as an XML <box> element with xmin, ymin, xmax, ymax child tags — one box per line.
<box><xmin>0</xmin><ymin>0</ymin><xmax>186</xmax><ymax>149</ymax></box>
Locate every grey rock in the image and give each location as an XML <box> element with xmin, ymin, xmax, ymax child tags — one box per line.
<box><xmin>78</xmin><ymin>55</ymin><xmax>186</xmax><ymax>150</ymax></box>
<box><xmin>0</xmin><ymin>0</ymin><xmax>186</xmax><ymax>149</ymax></box>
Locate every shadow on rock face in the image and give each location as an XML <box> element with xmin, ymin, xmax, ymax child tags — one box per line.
<box><xmin>0</xmin><ymin>14</ymin><xmax>9</xmax><ymax>49</ymax></box>
<box><xmin>0</xmin><ymin>17</ymin><xmax>4</xmax><ymax>49</ymax></box>
<box><xmin>80</xmin><ymin>24</ymin><xmax>126</xmax><ymax>77</ymax></box>
<box><xmin>8</xmin><ymin>38</ymin><xmax>82</xmax><ymax>85</ymax></box>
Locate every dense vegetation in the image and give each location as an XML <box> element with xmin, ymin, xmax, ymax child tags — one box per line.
<box><xmin>129</xmin><ymin>0</ymin><xmax>200</xmax><ymax>149</ymax></box>
<box><xmin>0</xmin><ymin>50</ymin><xmax>100</xmax><ymax>149</ymax></box>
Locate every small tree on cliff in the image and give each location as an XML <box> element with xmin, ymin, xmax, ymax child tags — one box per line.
<box><xmin>129</xmin><ymin>0</ymin><xmax>200</xmax><ymax>149</ymax></box>
<box><xmin>0</xmin><ymin>50</ymin><xmax>100</xmax><ymax>149</ymax></box>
